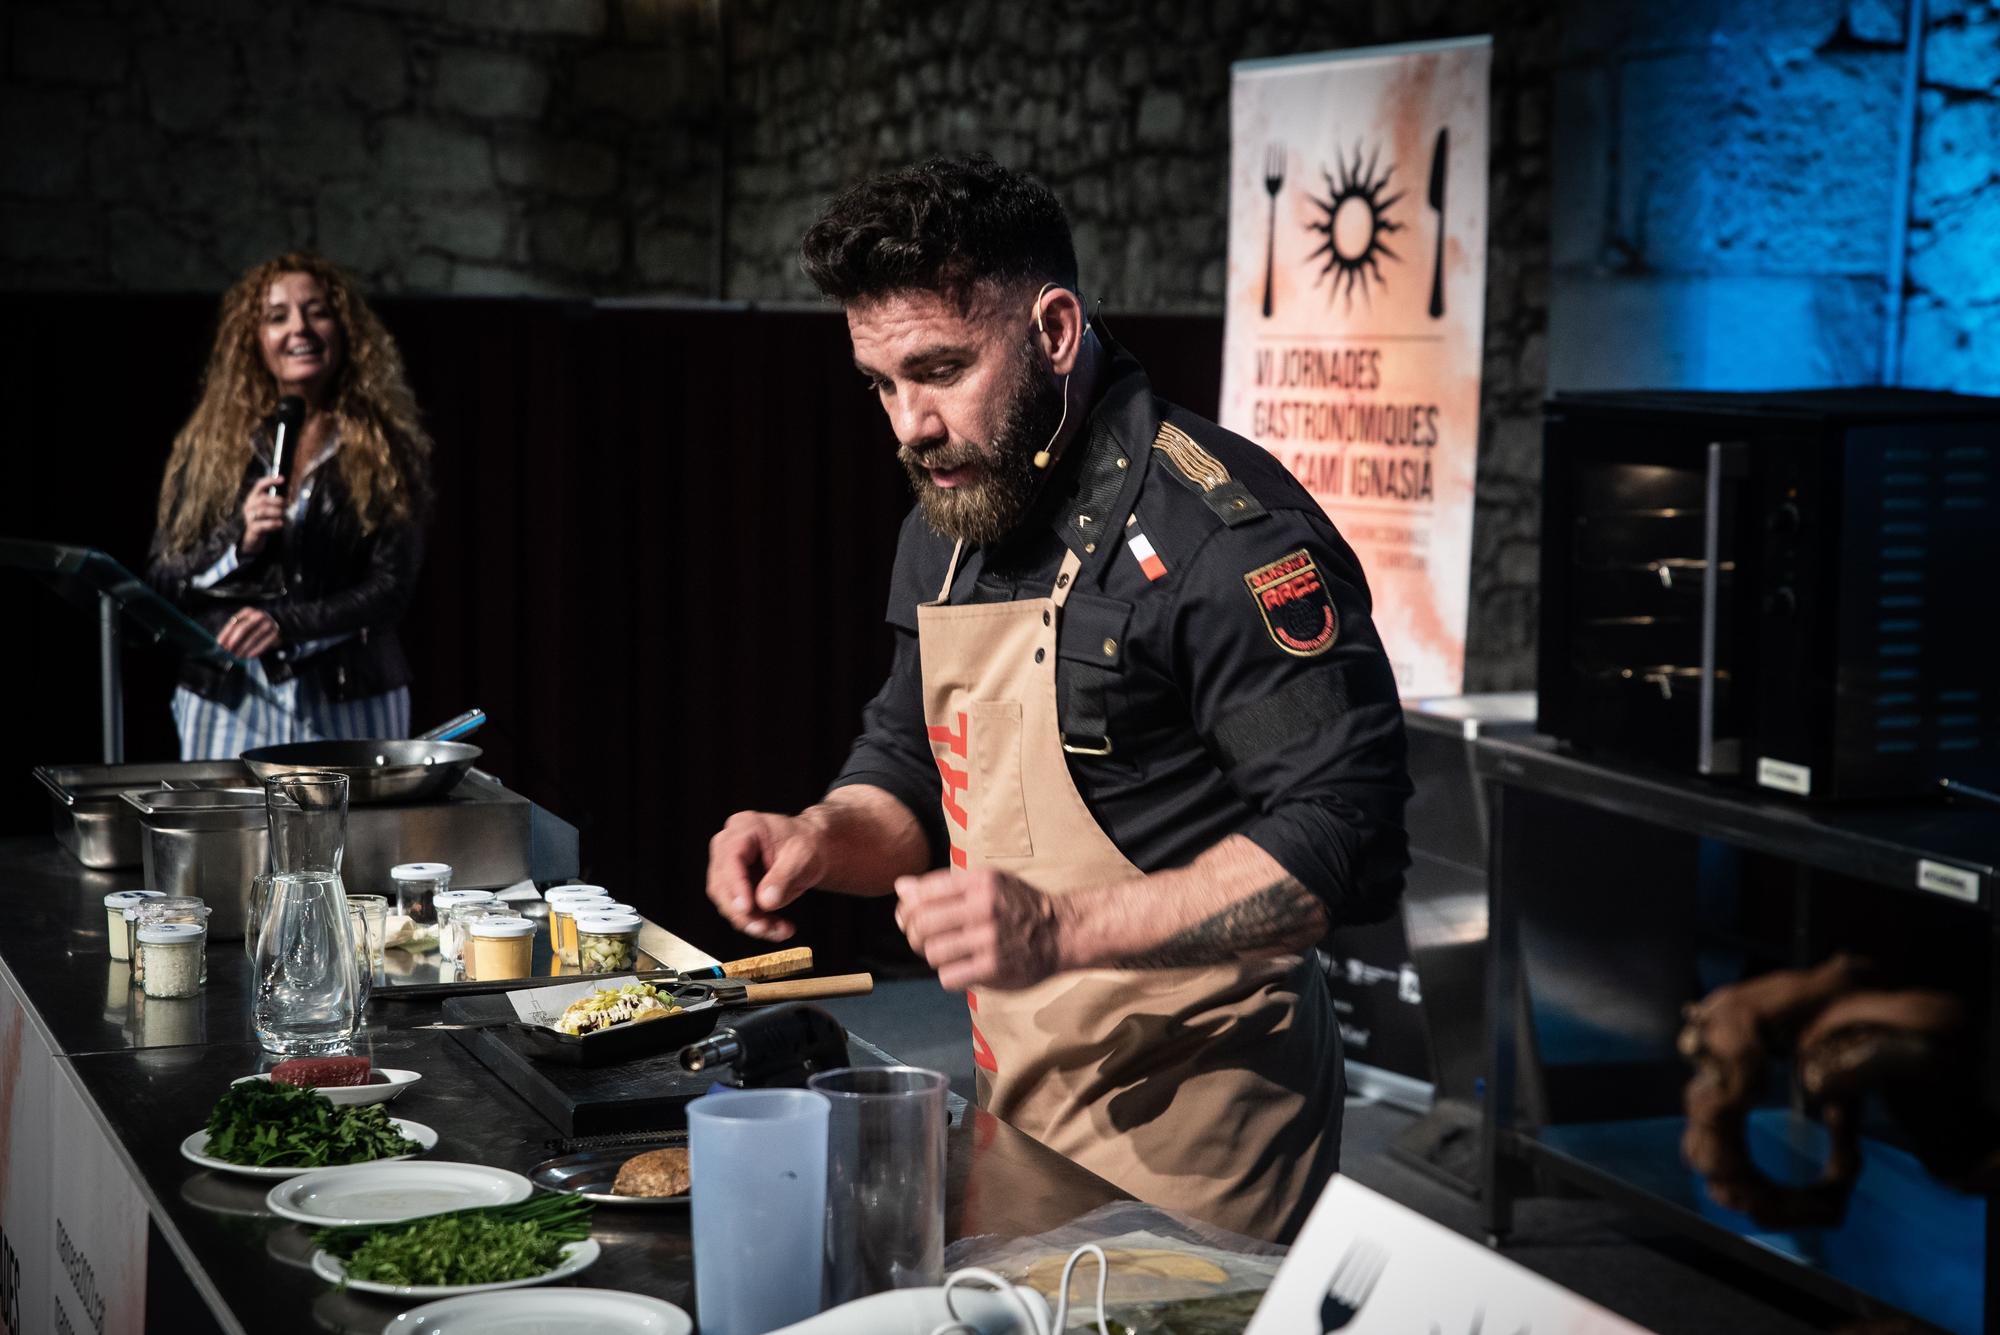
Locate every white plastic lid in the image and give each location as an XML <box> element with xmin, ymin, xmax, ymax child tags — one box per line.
<box><xmin>390</xmin><ymin>862</ymin><xmax>452</xmax><ymax>881</ymax></box>
<box><xmin>574</xmin><ymin>913</ymin><xmax>642</xmax><ymax>935</ymax></box>
<box><xmin>469</xmin><ymin>917</ymin><xmax>535</xmax><ymax>939</ymax></box>
<box><xmin>434</xmin><ymin>890</ymin><xmax>498</xmax><ymax>908</ymax></box>
<box><xmin>104</xmin><ymin>890</ymin><xmax>165</xmax><ymax>909</ymax></box>
<box><xmin>544</xmin><ymin>884</ymin><xmax>610</xmax><ymax>903</ymax></box>
<box><xmin>137</xmin><ymin>921</ymin><xmax>204</xmax><ymax>945</ymax></box>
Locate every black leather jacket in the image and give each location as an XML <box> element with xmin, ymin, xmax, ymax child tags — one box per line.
<box><xmin>147</xmin><ymin>452</ymin><xmax>427</xmax><ymax>705</ymax></box>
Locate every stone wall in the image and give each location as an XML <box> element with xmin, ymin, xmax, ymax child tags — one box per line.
<box><xmin>0</xmin><ymin>0</ymin><xmax>719</xmax><ymax>297</ymax></box>
<box><xmin>1905</xmin><ymin>0</ymin><xmax>2000</xmax><ymax>391</ymax></box>
<box><xmin>1548</xmin><ymin>0</ymin><xmax>2000</xmax><ymax>394</ymax></box>
<box><xmin>1</xmin><ymin>0</ymin><xmax>1560</xmax><ymax>689</ymax></box>
<box><xmin>725</xmin><ymin>0</ymin><xmax>1560</xmax><ymax>691</ymax></box>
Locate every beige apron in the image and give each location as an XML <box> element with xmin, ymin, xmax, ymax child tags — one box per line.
<box><xmin>918</xmin><ymin>543</ymin><xmax>1341</xmax><ymax>1243</ymax></box>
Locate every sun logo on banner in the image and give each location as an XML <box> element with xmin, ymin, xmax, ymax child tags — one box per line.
<box><xmin>1305</xmin><ymin>141</ymin><xmax>1404</xmax><ymax>309</ymax></box>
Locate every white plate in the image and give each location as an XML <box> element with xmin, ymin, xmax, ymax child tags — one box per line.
<box><xmin>265</xmin><ymin>1161</ymin><xmax>531</xmax><ymax>1226</ymax></box>
<box><xmin>179</xmin><ymin>1120</ymin><xmax>436</xmax><ymax>1179</ymax></box>
<box><xmin>383</xmin><ymin>1288</ymin><xmax>691</xmax><ymax>1333</ymax></box>
<box><xmin>312</xmin><ymin>1238</ymin><xmax>600</xmax><ymax>1298</ymax></box>
<box><xmin>231</xmin><ymin>1068</ymin><xmax>422</xmax><ymax>1107</ymax></box>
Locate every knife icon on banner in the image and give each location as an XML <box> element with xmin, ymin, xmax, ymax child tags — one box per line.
<box><xmin>1427</xmin><ymin>126</ymin><xmax>1448</xmax><ymax>319</ymax></box>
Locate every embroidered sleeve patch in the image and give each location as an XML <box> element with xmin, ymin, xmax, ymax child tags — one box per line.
<box><xmin>1243</xmin><ymin>550</ymin><xmax>1338</xmax><ymax>656</ymax></box>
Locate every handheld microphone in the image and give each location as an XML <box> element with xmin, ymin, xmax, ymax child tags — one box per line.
<box><xmin>270</xmin><ymin>395</ymin><xmax>305</xmax><ymax>480</ymax></box>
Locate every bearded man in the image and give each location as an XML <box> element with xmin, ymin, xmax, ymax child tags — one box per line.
<box><xmin>706</xmin><ymin>155</ymin><xmax>1411</xmax><ymax>1243</ymax></box>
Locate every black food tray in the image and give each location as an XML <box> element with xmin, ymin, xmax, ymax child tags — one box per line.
<box><xmin>440</xmin><ymin>992</ymin><xmax>728</xmax><ymax>1137</ymax></box>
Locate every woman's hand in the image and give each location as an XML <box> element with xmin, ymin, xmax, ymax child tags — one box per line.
<box><xmin>217</xmin><ymin>607</ymin><xmax>282</xmax><ymax>659</ymax></box>
<box><xmin>239</xmin><ymin>476</ymin><xmax>286</xmax><ymax>556</ymax></box>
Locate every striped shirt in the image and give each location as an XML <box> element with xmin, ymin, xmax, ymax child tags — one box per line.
<box><xmin>173</xmin><ymin>667</ymin><xmax>409</xmax><ymax>760</ymax></box>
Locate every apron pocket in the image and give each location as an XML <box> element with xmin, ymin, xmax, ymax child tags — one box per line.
<box><xmin>968</xmin><ymin>700</ymin><xmax>1033</xmax><ymax>859</ymax></box>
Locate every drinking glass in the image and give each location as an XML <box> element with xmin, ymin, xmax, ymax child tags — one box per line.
<box><xmin>246</xmin><ymin>873</ymin><xmax>275</xmax><ymax>960</ymax></box>
<box><xmin>253</xmin><ymin>870</ymin><xmax>359</xmax><ymax>1055</ymax></box>
<box><xmin>264</xmin><ymin>771</ymin><xmax>348</xmax><ymax>877</ymax></box>
<box><xmin>688</xmin><ymin>1087</ymin><xmax>830</xmax><ymax>1335</ymax></box>
<box><xmin>809</xmin><ymin>1066</ymin><xmax>949</xmax><ymax>1303</ymax></box>
<box><xmin>346</xmin><ymin>893</ymin><xmax>388</xmax><ymax>986</ymax></box>
<box><xmin>348</xmin><ymin>904</ymin><xmax>374</xmax><ymax>1014</ymax></box>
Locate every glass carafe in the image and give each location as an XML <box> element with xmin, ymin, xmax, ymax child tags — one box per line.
<box><xmin>253</xmin><ymin>870</ymin><xmax>360</xmax><ymax>1055</ymax></box>
<box><xmin>264</xmin><ymin>770</ymin><xmax>349</xmax><ymax>876</ymax></box>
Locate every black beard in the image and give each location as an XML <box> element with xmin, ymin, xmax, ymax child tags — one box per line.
<box><xmin>898</xmin><ymin>339</ymin><xmax>1066</xmax><ymax>545</ymax></box>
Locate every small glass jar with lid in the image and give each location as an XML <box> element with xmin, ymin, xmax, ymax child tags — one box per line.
<box><xmin>390</xmin><ymin>862</ymin><xmax>454</xmax><ymax>925</ymax></box>
<box><xmin>138</xmin><ymin>921</ymin><xmax>207</xmax><ymax>999</ymax></box>
<box><xmin>466</xmin><ymin>916</ymin><xmax>535</xmax><ymax>981</ymax></box>
<box><xmin>545</xmin><ymin>886</ymin><xmax>611</xmax><ymax>966</ymax></box>
<box><xmin>131</xmin><ymin>897</ymin><xmax>210</xmax><ymax>987</ymax></box>
<box><xmin>435</xmin><ymin>892</ymin><xmax>503</xmax><ymax>965</ymax></box>
<box><xmin>102</xmin><ymin>891</ymin><xmax>165</xmax><ymax>961</ymax></box>
<box><xmin>574</xmin><ymin>912</ymin><xmax>643</xmax><ymax>974</ymax></box>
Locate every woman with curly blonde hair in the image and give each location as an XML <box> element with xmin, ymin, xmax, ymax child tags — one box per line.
<box><xmin>148</xmin><ymin>251</ymin><xmax>433</xmax><ymax>759</ymax></box>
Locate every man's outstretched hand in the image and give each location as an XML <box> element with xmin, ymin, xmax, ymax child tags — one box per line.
<box><xmin>706</xmin><ymin>811</ymin><xmax>830</xmax><ymax>943</ymax></box>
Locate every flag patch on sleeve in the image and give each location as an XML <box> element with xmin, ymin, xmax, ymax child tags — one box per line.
<box><xmin>1127</xmin><ymin>531</ymin><xmax>1168</xmax><ymax>581</ymax></box>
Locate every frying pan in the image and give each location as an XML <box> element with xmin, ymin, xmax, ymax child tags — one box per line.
<box><xmin>240</xmin><ymin>710</ymin><xmax>484</xmax><ymax>804</ymax></box>
<box><xmin>241</xmin><ymin>738</ymin><xmax>481</xmax><ymax>803</ymax></box>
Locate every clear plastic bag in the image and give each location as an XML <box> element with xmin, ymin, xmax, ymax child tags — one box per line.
<box><xmin>945</xmin><ymin>1201</ymin><xmax>1285</xmax><ymax>1333</ymax></box>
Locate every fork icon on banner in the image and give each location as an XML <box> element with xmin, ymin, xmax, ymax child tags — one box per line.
<box><xmin>1320</xmin><ymin>1238</ymin><xmax>1387</xmax><ymax>1330</ymax></box>
<box><xmin>1261</xmin><ymin>142</ymin><xmax>1286</xmax><ymax>317</ymax></box>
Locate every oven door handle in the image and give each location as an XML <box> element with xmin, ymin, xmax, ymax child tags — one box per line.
<box><xmin>1699</xmin><ymin>441</ymin><xmax>1748</xmax><ymax>776</ymax></box>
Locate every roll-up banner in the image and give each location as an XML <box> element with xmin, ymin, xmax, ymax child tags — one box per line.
<box><xmin>1223</xmin><ymin>37</ymin><xmax>1491</xmax><ymax>699</ymax></box>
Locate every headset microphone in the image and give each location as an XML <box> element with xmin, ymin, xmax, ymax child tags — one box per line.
<box><xmin>1031</xmin><ymin>283</ymin><xmax>1092</xmax><ymax>471</ymax></box>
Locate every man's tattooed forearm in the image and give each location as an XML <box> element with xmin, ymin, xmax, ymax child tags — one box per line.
<box><xmin>1125</xmin><ymin>877</ymin><xmax>1327</xmax><ymax>969</ymax></box>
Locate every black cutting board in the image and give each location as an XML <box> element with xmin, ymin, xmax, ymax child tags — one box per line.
<box><xmin>441</xmin><ymin>992</ymin><xmax>725</xmax><ymax>1137</ymax></box>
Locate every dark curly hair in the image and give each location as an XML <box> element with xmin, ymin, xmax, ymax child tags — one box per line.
<box><xmin>799</xmin><ymin>155</ymin><xmax>1079</xmax><ymax>308</ymax></box>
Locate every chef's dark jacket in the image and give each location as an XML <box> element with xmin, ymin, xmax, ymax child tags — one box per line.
<box><xmin>831</xmin><ymin>340</ymin><xmax>1412</xmax><ymax>926</ymax></box>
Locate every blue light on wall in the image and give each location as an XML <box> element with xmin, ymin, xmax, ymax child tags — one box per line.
<box><xmin>1549</xmin><ymin>0</ymin><xmax>2000</xmax><ymax>396</ymax></box>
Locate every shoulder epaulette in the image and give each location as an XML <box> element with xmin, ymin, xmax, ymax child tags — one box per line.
<box><xmin>1151</xmin><ymin>421</ymin><xmax>1267</xmax><ymax>527</ymax></box>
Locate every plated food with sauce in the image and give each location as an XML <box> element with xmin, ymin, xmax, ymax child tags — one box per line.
<box><xmin>553</xmin><ymin>981</ymin><xmax>683</xmax><ymax>1036</ymax></box>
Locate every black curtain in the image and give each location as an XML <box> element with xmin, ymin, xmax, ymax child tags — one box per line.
<box><xmin>0</xmin><ymin>293</ymin><xmax>1220</xmax><ymax>968</ymax></box>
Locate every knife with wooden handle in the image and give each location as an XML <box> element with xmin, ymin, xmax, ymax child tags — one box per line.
<box><xmin>690</xmin><ymin>972</ymin><xmax>875</xmax><ymax>1008</ymax></box>
<box><xmin>713</xmin><ymin>946</ymin><xmax>814</xmax><ymax>981</ymax></box>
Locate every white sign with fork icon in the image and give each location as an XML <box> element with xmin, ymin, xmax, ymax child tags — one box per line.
<box><xmin>1245</xmin><ymin>1178</ymin><xmax>1656</xmax><ymax>1335</ymax></box>
<box><xmin>1223</xmin><ymin>38</ymin><xmax>1491</xmax><ymax>700</ymax></box>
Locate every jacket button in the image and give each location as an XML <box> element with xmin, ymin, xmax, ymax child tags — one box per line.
<box><xmin>1102</xmin><ymin>638</ymin><xmax>1117</xmax><ymax>657</ymax></box>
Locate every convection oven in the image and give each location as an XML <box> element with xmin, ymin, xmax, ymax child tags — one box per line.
<box><xmin>1536</xmin><ymin>388</ymin><xmax>2000</xmax><ymax>802</ymax></box>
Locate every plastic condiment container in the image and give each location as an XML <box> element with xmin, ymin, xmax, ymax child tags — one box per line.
<box><xmin>545</xmin><ymin>887</ymin><xmax>611</xmax><ymax>966</ymax></box>
<box><xmin>390</xmin><ymin>862</ymin><xmax>454</xmax><ymax>925</ymax></box>
<box><xmin>138</xmin><ymin>921</ymin><xmax>206</xmax><ymax>999</ymax></box>
<box><xmin>131</xmin><ymin>898</ymin><xmax>211</xmax><ymax>987</ymax></box>
<box><xmin>103</xmin><ymin>891</ymin><xmax>165</xmax><ymax>960</ymax></box>
<box><xmin>466</xmin><ymin>917</ymin><xmax>535</xmax><ymax>982</ymax></box>
<box><xmin>452</xmin><ymin>908</ymin><xmax>524</xmax><ymax>978</ymax></box>
<box><xmin>435</xmin><ymin>892</ymin><xmax>503</xmax><ymax>964</ymax></box>
<box><xmin>574</xmin><ymin>912</ymin><xmax>643</xmax><ymax>974</ymax></box>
